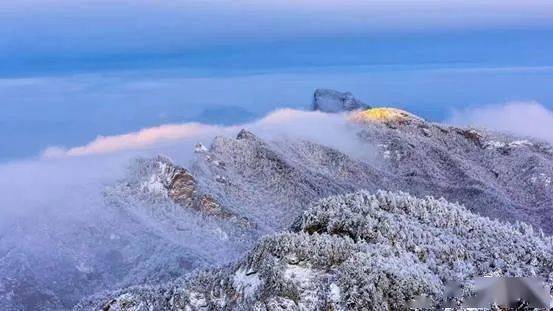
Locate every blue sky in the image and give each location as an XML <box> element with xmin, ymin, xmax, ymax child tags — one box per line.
<box><xmin>3</xmin><ymin>0</ymin><xmax>553</xmax><ymax>75</ymax></box>
<box><xmin>1</xmin><ymin>1</ymin><xmax>553</xmax><ymax>161</ymax></box>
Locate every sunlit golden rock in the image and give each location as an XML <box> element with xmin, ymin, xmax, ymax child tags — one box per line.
<box><xmin>349</xmin><ymin>107</ymin><xmax>423</xmax><ymax>124</ymax></box>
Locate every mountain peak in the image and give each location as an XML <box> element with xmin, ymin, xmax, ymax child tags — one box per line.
<box><xmin>312</xmin><ymin>88</ymin><xmax>370</xmax><ymax>113</ymax></box>
<box><xmin>350</xmin><ymin>107</ymin><xmax>424</xmax><ymax>124</ymax></box>
<box><xmin>236</xmin><ymin>129</ymin><xmax>257</xmax><ymax>140</ymax></box>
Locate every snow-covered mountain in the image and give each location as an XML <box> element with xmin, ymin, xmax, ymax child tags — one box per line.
<box><xmin>1</xmin><ymin>93</ymin><xmax>553</xmax><ymax>310</ymax></box>
<box><xmin>114</xmin><ymin>108</ymin><xmax>552</xmax><ymax>235</ymax></box>
<box><xmin>82</xmin><ymin>106</ymin><xmax>552</xmax><ymax>309</ymax></box>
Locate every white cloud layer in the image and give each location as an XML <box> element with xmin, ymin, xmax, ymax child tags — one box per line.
<box><xmin>43</xmin><ymin>123</ymin><xmax>222</xmax><ymax>157</ymax></box>
<box><xmin>42</xmin><ymin>109</ymin><xmax>372</xmax><ymax>160</ymax></box>
<box><xmin>3</xmin><ymin>108</ymin><xmax>373</xmax><ymax>228</ymax></box>
<box><xmin>44</xmin><ymin>102</ymin><xmax>553</xmax><ymax>161</ymax></box>
<box><xmin>448</xmin><ymin>101</ymin><xmax>553</xmax><ymax>143</ymax></box>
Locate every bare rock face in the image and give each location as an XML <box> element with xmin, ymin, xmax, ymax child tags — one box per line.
<box><xmin>312</xmin><ymin>88</ymin><xmax>370</xmax><ymax>113</ymax></box>
<box><xmin>164</xmin><ymin>162</ymin><xmax>227</xmax><ymax>219</ymax></box>
<box><xmin>454</xmin><ymin>128</ymin><xmax>484</xmax><ymax>147</ymax></box>
<box><xmin>165</xmin><ymin>164</ymin><xmax>196</xmax><ymax>204</ymax></box>
<box><xmin>121</xmin><ymin>155</ymin><xmax>254</xmax><ymax>228</ymax></box>
<box><xmin>236</xmin><ymin>128</ymin><xmax>258</xmax><ymax>140</ymax></box>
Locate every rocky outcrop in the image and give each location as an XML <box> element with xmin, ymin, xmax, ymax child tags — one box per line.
<box><xmin>349</xmin><ymin>107</ymin><xmax>424</xmax><ymax>126</ymax></box>
<box><xmin>312</xmin><ymin>88</ymin><xmax>369</xmax><ymax>113</ymax></box>
<box><xmin>118</xmin><ymin>155</ymin><xmax>254</xmax><ymax>228</ymax></box>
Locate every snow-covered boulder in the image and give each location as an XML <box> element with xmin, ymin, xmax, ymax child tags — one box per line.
<box><xmin>110</xmin><ymin>155</ymin><xmax>254</xmax><ymax>228</ymax></box>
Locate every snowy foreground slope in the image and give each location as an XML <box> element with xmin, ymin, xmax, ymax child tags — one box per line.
<box><xmin>78</xmin><ymin>191</ymin><xmax>553</xmax><ymax>310</ymax></box>
<box><xmin>2</xmin><ymin>101</ymin><xmax>553</xmax><ymax>310</ymax></box>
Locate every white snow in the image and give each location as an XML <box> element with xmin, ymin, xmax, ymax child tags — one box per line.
<box><xmin>283</xmin><ymin>264</ymin><xmax>323</xmax><ymax>308</ymax></box>
<box><xmin>329</xmin><ymin>283</ymin><xmax>341</xmax><ymax>302</ymax></box>
<box><xmin>213</xmin><ymin>227</ymin><xmax>229</xmax><ymax>240</ymax></box>
<box><xmin>530</xmin><ymin>173</ymin><xmax>552</xmax><ymax>187</ymax></box>
<box><xmin>377</xmin><ymin>143</ymin><xmax>401</xmax><ymax>161</ymax></box>
<box><xmin>138</xmin><ymin>160</ymin><xmax>175</xmax><ymax>197</ymax></box>
<box><xmin>75</xmin><ymin>262</ymin><xmax>94</xmax><ymax>274</ymax></box>
<box><xmin>485</xmin><ymin>139</ymin><xmax>533</xmax><ymax>150</ymax></box>
<box><xmin>233</xmin><ymin>268</ymin><xmax>262</xmax><ymax>299</ymax></box>
<box><xmin>195</xmin><ymin>143</ymin><xmax>208</xmax><ymax>153</ymax></box>
<box><xmin>187</xmin><ymin>291</ymin><xmax>208</xmax><ymax>309</ymax></box>
<box><xmin>484</xmin><ymin>140</ymin><xmax>506</xmax><ymax>149</ymax></box>
<box><xmin>509</xmin><ymin>140</ymin><xmax>533</xmax><ymax>147</ymax></box>
<box><xmin>284</xmin><ymin>264</ymin><xmax>314</xmax><ymax>289</ymax></box>
<box><xmin>140</xmin><ymin>173</ymin><xmax>168</xmax><ymax>197</ymax></box>
<box><xmin>111</xmin><ymin>293</ymin><xmax>152</xmax><ymax>311</ymax></box>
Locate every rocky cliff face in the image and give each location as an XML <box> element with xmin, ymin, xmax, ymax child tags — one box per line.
<box><xmin>312</xmin><ymin>89</ymin><xmax>370</xmax><ymax>113</ymax></box>
<box><xmin>119</xmin><ymin>155</ymin><xmax>253</xmax><ymax>228</ymax></box>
